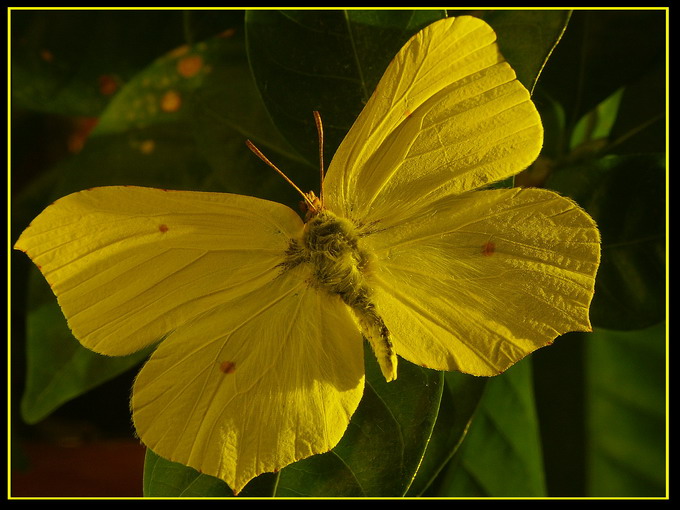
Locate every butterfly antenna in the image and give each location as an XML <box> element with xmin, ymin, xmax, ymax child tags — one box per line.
<box><xmin>313</xmin><ymin>111</ymin><xmax>325</xmax><ymax>207</ymax></box>
<box><xmin>245</xmin><ymin>140</ymin><xmax>317</xmax><ymax>211</ymax></box>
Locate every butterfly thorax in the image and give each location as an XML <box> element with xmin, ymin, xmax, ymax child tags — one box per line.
<box><xmin>283</xmin><ymin>211</ymin><xmax>369</xmax><ymax>300</ymax></box>
<box><xmin>282</xmin><ymin>210</ymin><xmax>398</xmax><ymax>381</ymax></box>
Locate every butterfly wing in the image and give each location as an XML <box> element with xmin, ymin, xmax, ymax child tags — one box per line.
<box><xmin>15</xmin><ymin>185</ymin><xmax>365</xmax><ymax>492</ymax></box>
<box><xmin>133</xmin><ymin>264</ymin><xmax>364</xmax><ymax>495</ymax></box>
<box><xmin>14</xmin><ymin>186</ymin><xmax>302</xmax><ymax>355</ymax></box>
<box><xmin>323</xmin><ymin>15</ymin><xmax>543</xmax><ymax>228</ymax></box>
<box><xmin>322</xmin><ymin>16</ymin><xmax>600</xmax><ymax>376</ymax></box>
<box><xmin>362</xmin><ymin>188</ymin><xmax>600</xmax><ymax>376</ymax></box>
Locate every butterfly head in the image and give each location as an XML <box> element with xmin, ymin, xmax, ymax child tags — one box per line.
<box><xmin>247</xmin><ymin>111</ymin><xmax>328</xmax><ymax>222</ymax></box>
<box><xmin>300</xmin><ymin>190</ymin><xmax>323</xmax><ymax>220</ymax></box>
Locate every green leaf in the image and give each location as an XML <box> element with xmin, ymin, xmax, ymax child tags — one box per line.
<box><xmin>80</xmin><ymin>25</ymin><xmax>308</xmax><ymax>199</ymax></box>
<box><xmin>245</xmin><ymin>9</ymin><xmax>446</xmax><ymax>165</ymax></box>
<box><xmin>569</xmin><ymin>87</ymin><xmax>624</xmax><ymax>153</ymax></box>
<box><xmin>532</xmin><ymin>332</ymin><xmax>588</xmax><ymax>495</ymax></box>
<box><xmin>143</xmin><ymin>449</ymin><xmax>235</xmax><ymax>497</ymax></box>
<box><xmin>12</xmin><ymin>21</ymin><xmax>304</xmax><ymax>214</ymax></box>
<box><xmin>143</xmin><ymin>350</ymin><xmax>443</xmax><ymax>497</ymax></box>
<box><xmin>546</xmin><ymin>153</ymin><xmax>666</xmax><ymax>330</ymax></box>
<box><xmin>408</xmin><ymin>372</ymin><xmax>487</xmax><ymax>496</ymax></box>
<box><xmin>537</xmin><ymin>10</ymin><xmax>666</xmax><ymax>131</ymax></box>
<box><xmin>606</xmin><ymin>64</ymin><xmax>666</xmax><ymax>156</ymax></box>
<box><xmin>433</xmin><ymin>359</ymin><xmax>546</xmax><ymax>496</ymax></box>
<box><xmin>479</xmin><ymin>10</ymin><xmax>571</xmax><ymax>93</ymax></box>
<box><xmin>11</xmin><ymin>9</ymin><xmax>243</xmax><ymax>116</ymax></box>
<box><xmin>246</xmin><ymin>9</ymin><xmax>570</xmax><ymax>193</ymax></box>
<box><xmin>20</xmin><ymin>276</ymin><xmax>152</xmax><ymax>424</ymax></box>
<box><xmin>585</xmin><ymin>322</ymin><xmax>666</xmax><ymax>497</ymax></box>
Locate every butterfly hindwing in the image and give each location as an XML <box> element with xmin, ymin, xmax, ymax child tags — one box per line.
<box><xmin>363</xmin><ymin>187</ymin><xmax>601</xmax><ymax>376</ymax></box>
<box><xmin>132</xmin><ymin>265</ymin><xmax>365</xmax><ymax>494</ymax></box>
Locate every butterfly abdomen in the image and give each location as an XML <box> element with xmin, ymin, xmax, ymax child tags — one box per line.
<box><xmin>287</xmin><ymin>211</ymin><xmax>397</xmax><ymax>381</ymax></box>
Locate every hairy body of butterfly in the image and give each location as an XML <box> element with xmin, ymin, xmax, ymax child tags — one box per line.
<box><xmin>283</xmin><ymin>210</ymin><xmax>397</xmax><ymax>381</ymax></box>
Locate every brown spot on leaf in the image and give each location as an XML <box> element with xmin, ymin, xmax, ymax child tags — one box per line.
<box><xmin>161</xmin><ymin>90</ymin><xmax>181</xmax><ymax>112</ymax></box>
<box><xmin>39</xmin><ymin>49</ymin><xmax>54</xmax><ymax>62</ymax></box>
<box><xmin>159</xmin><ymin>224</ymin><xmax>169</xmax><ymax>233</ymax></box>
<box><xmin>218</xmin><ymin>28</ymin><xmax>236</xmax><ymax>38</ymax></box>
<box><xmin>177</xmin><ymin>55</ymin><xmax>203</xmax><ymax>78</ymax></box>
<box><xmin>98</xmin><ymin>75</ymin><xmax>118</xmax><ymax>96</ymax></box>
<box><xmin>167</xmin><ymin>44</ymin><xmax>189</xmax><ymax>59</ymax></box>
<box><xmin>67</xmin><ymin>117</ymin><xmax>98</xmax><ymax>154</ymax></box>
<box><xmin>139</xmin><ymin>139</ymin><xmax>155</xmax><ymax>154</ymax></box>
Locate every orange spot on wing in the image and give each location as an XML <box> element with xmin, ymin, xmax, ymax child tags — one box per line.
<box><xmin>482</xmin><ymin>241</ymin><xmax>496</xmax><ymax>257</ymax></box>
<box><xmin>219</xmin><ymin>361</ymin><xmax>236</xmax><ymax>374</ymax></box>
<box><xmin>404</xmin><ymin>109</ymin><xmax>412</xmax><ymax>118</ymax></box>
<box><xmin>159</xmin><ymin>224</ymin><xmax>169</xmax><ymax>233</ymax></box>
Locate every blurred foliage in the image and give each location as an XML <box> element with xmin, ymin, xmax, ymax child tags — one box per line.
<box><xmin>10</xmin><ymin>9</ymin><xmax>666</xmax><ymax>498</ymax></box>
<box><xmin>586</xmin><ymin>323</ymin><xmax>666</xmax><ymax>496</ymax></box>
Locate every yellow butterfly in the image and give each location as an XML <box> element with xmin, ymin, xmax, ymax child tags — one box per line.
<box><xmin>14</xmin><ymin>16</ymin><xmax>600</xmax><ymax>494</ymax></box>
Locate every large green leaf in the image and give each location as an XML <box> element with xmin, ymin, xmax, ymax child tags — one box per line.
<box><xmin>407</xmin><ymin>372</ymin><xmax>487</xmax><ymax>496</ymax></box>
<box><xmin>10</xmin><ymin>9</ymin><xmax>243</xmax><ymax>116</ymax></box>
<box><xmin>144</xmin><ymin>350</ymin><xmax>443</xmax><ymax>497</ymax></box>
<box><xmin>90</xmin><ymin>26</ymin><xmax>303</xmax><ymax>165</ymax></box>
<box><xmin>20</xmin><ymin>278</ymin><xmax>153</xmax><ymax>424</ymax></box>
<box><xmin>537</xmin><ymin>10</ymin><xmax>666</xmax><ymax>132</ymax></box>
<box><xmin>246</xmin><ymin>9</ymin><xmax>570</xmax><ymax>167</ymax></box>
<box><xmin>585</xmin><ymin>323</ymin><xmax>666</xmax><ymax>497</ymax></box>
<box><xmin>568</xmin><ymin>87</ymin><xmax>624</xmax><ymax>154</ymax></box>
<box><xmin>532</xmin><ymin>331</ymin><xmax>588</xmax><ymax>496</ymax></box>
<box><xmin>143</xmin><ymin>449</ymin><xmax>234</xmax><ymax>497</ymax></box>
<box><xmin>479</xmin><ymin>10</ymin><xmax>571</xmax><ymax>93</ymax></box>
<box><xmin>245</xmin><ymin>9</ymin><xmax>446</xmax><ymax>166</ymax></box>
<box><xmin>546</xmin><ymin>153</ymin><xmax>666</xmax><ymax>330</ymax></box>
<box><xmin>432</xmin><ymin>359</ymin><xmax>546</xmax><ymax>496</ymax></box>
